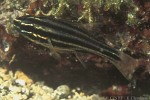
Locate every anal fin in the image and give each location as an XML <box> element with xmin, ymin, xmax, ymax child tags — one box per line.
<box><xmin>74</xmin><ymin>51</ymin><xmax>87</xmax><ymax>69</ymax></box>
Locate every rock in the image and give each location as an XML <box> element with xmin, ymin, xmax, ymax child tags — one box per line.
<box><xmin>15</xmin><ymin>79</ymin><xmax>26</xmax><ymax>86</ymax></box>
<box><xmin>56</xmin><ymin>85</ymin><xmax>70</xmax><ymax>97</ymax></box>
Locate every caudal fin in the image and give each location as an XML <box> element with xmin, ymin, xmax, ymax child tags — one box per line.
<box><xmin>112</xmin><ymin>52</ymin><xmax>139</xmax><ymax>81</ymax></box>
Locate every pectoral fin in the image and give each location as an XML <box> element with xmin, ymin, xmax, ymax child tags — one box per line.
<box><xmin>48</xmin><ymin>39</ymin><xmax>61</xmax><ymax>61</ymax></box>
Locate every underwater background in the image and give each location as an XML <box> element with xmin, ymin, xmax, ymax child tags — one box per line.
<box><xmin>0</xmin><ymin>0</ymin><xmax>150</xmax><ymax>99</ymax></box>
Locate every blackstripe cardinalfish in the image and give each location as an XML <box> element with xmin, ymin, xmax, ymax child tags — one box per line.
<box><xmin>13</xmin><ymin>16</ymin><xmax>139</xmax><ymax>80</ymax></box>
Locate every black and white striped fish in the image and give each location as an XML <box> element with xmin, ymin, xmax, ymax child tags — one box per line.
<box><xmin>13</xmin><ymin>16</ymin><xmax>139</xmax><ymax>80</ymax></box>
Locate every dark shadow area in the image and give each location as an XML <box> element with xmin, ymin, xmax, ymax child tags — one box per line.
<box><xmin>6</xmin><ymin>36</ymin><xmax>149</xmax><ymax>96</ymax></box>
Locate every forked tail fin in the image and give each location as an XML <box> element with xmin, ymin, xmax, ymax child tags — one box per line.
<box><xmin>112</xmin><ymin>52</ymin><xmax>139</xmax><ymax>81</ymax></box>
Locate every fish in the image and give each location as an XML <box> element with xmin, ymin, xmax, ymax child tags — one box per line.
<box><xmin>13</xmin><ymin>16</ymin><xmax>139</xmax><ymax>81</ymax></box>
